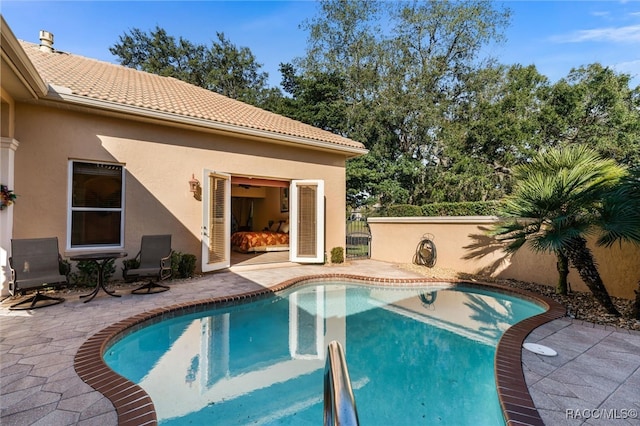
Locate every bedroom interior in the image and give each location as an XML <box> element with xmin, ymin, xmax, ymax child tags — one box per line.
<box><xmin>230</xmin><ymin>177</ymin><xmax>291</xmax><ymax>266</ymax></box>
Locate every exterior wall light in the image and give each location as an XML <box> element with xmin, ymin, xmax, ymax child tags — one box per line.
<box><xmin>189</xmin><ymin>174</ymin><xmax>201</xmax><ymax>201</ymax></box>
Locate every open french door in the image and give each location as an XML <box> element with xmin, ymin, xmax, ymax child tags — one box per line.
<box><xmin>289</xmin><ymin>180</ymin><xmax>325</xmax><ymax>263</ymax></box>
<box><xmin>201</xmin><ymin>170</ymin><xmax>231</xmax><ymax>272</ymax></box>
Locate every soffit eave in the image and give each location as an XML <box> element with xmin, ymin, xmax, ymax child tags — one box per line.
<box><xmin>0</xmin><ymin>16</ymin><xmax>49</xmax><ymax>99</ymax></box>
<box><xmin>39</xmin><ymin>89</ymin><xmax>369</xmax><ymax>158</ymax></box>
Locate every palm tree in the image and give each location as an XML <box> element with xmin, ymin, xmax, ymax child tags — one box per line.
<box><xmin>492</xmin><ymin>145</ymin><xmax>640</xmax><ymax>317</ymax></box>
<box><xmin>599</xmin><ymin>168</ymin><xmax>640</xmax><ymax>318</ymax></box>
<box><xmin>555</xmin><ymin>252</ymin><xmax>569</xmax><ymax>296</ymax></box>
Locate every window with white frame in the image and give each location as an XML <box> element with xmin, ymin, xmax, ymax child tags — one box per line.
<box><xmin>69</xmin><ymin>161</ymin><xmax>124</xmax><ymax>248</ymax></box>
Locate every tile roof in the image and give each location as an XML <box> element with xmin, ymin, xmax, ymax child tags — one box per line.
<box><xmin>19</xmin><ymin>41</ymin><xmax>366</xmax><ymax>151</ymax></box>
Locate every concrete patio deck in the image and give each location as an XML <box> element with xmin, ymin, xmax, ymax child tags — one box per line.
<box><xmin>1</xmin><ymin>260</ymin><xmax>639</xmax><ymax>425</ymax></box>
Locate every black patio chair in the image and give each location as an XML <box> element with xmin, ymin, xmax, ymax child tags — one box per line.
<box><xmin>124</xmin><ymin>235</ymin><xmax>173</xmax><ymax>294</ymax></box>
<box><xmin>9</xmin><ymin>237</ymin><xmax>67</xmax><ymax>310</ymax></box>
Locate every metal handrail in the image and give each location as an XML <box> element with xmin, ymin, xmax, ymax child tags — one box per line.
<box><xmin>324</xmin><ymin>341</ymin><xmax>360</xmax><ymax>426</ymax></box>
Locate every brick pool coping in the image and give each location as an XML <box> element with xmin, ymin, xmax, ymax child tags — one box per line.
<box><xmin>73</xmin><ymin>274</ymin><xmax>565</xmax><ymax>426</ymax></box>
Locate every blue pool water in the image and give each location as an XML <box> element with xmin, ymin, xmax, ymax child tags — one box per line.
<box><xmin>104</xmin><ymin>282</ymin><xmax>544</xmax><ymax>425</ymax></box>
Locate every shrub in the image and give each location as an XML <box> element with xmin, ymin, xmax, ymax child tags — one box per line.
<box><xmin>70</xmin><ymin>259</ymin><xmax>115</xmax><ymax>287</ymax></box>
<box><xmin>122</xmin><ymin>258</ymin><xmax>140</xmax><ymax>271</ymax></box>
<box><xmin>330</xmin><ymin>247</ymin><xmax>344</xmax><ymax>264</ymax></box>
<box><xmin>171</xmin><ymin>251</ymin><xmax>182</xmax><ymax>277</ymax></box>
<box><xmin>178</xmin><ymin>254</ymin><xmax>197</xmax><ymax>278</ymax></box>
<box><xmin>170</xmin><ymin>251</ymin><xmax>197</xmax><ymax>278</ymax></box>
<box><xmin>59</xmin><ymin>259</ymin><xmax>71</xmax><ymax>278</ymax></box>
<box><xmin>122</xmin><ymin>258</ymin><xmax>141</xmax><ymax>282</ymax></box>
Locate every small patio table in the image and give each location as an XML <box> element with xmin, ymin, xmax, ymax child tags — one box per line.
<box><xmin>70</xmin><ymin>252</ymin><xmax>127</xmax><ymax>303</ymax></box>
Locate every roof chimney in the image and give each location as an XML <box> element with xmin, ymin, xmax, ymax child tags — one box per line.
<box><xmin>39</xmin><ymin>30</ymin><xmax>54</xmax><ymax>53</ymax></box>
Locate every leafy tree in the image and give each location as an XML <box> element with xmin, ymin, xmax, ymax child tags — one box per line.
<box><xmin>274</xmin><ymin>63</ymin><xmax>348</xmax><ymax>134</ymax></box>
<box><xmin>110</xmin><ymin>27</ymin><xmax>208</xmax><ymax>86</ymax></box>
<box><xmin>301</xmin><ymin>0</ymin><xmax>512</xmax><ymax>207</ymax></box>
<box><xmin>110</xmin><ymin>27</ymin><xmax>272</xmax><ymax>105</ymax></box>
<box><xmin>206</xmin><ymin>32</ymin><xmax>270</xmax><ymax>104</ymax></box>
<box><xmin>492</xmin><ymin>146</ymin><xmax>640</xmax><ymax>316</ymax></box>
<box><xmin>449</xmin><ymin>64</ymin><xmax>551</xmax><ymax>195</ymax></box>
<box><xmin>544</xmin><ymin>63</ymin><xmax>640</xmax><ymax>164</ymax></box>
<box><xmin>301</xmin><ymin>0</ymin><xmax>383</xmax><ymax>137</ymax></box>
<box><xmin>422</xmin><ymin>150</ymin><xmax>503</xmax><ymax>202</ymax></box>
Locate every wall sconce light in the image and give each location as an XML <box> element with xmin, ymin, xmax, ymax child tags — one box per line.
<box><xmin>189</xmin><ymin>174</ymin><xmax>202</xmax><ymax>201</ymax></box>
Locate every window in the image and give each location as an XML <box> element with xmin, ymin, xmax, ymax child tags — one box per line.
<box><xmin>68</xmin><ymin>161</ymin><xmax>124</xmax><ymax>248</ymax></box>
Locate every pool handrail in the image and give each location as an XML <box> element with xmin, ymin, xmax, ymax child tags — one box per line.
<box><xmin>324</xmin><ymin>340</ymin><xmax>360</xmax><ymax>426</ymax></box>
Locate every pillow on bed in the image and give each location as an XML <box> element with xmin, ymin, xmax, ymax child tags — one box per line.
<box><xmin>280</xmin><ymin>222</ymin><xmax>290</xmax><ymax>233</ymax></box>
<box><xmin>269</xmin><ymin>221</ymin><xmax>280</xmax><ymax>232</ymax></box>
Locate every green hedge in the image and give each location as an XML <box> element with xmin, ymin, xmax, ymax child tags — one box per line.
<box><xmin>383</xmin><ymin>204</ymin><xmax>423</xmax><ymax>217</ymax></box>
<box><xmin>375</xmin><ymin>201</ymin><xmax>502</xmax><ymax>217</ymax></box>
<box><xmin>421</xmin><ymin>201</ymin><xmax>502</xmax><ymax>216</ymax></box>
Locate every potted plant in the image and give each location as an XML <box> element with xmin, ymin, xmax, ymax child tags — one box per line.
<box><xmin>0</xmin><ymin>184</ymin><xmax>17</xmax><ymax>210</ymax></box>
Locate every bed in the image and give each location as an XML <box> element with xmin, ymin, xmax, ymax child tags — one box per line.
<box><xmin>231</xmin><ymin>231</ymin><xmax>289</xmax><ymax>253</ymax></box>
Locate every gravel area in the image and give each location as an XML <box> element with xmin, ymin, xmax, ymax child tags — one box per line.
<box><xmin>400</xmin><ymin>263</ymin><xmax>640</xmax><ymax>332</ymax></box>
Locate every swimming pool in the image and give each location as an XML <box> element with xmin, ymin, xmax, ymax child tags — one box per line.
<box><xmin>103</xmin><ymin>281</ymin><xmax>545</xmax><ymax>425</ymax></box>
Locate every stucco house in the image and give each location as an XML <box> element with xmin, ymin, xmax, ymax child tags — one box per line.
<box><xmin>0</xmin><ymin>16</ymin><xmax>367</xmax><ymax>296</ymax></box>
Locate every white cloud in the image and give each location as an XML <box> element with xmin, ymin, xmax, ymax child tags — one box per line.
<box><xmin>613</xmin><ymin>58</ymin><xmax>640</xmax><ymax>77</ymax></box>
<box><xmin>605</xmin><ymin>59</ymin><xmax>640</xmax><ymax>87</ymax></box>
<box><xmin>552</xmin><ymin>24</ymin><xmax>640</xmax><ymax>43</ymax></box>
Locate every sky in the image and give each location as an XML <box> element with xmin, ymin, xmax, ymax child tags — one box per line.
<box><xmin>2</xmin><ymin>1</ymin><xmax>639</xmax><ymax>88</ymax></box>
